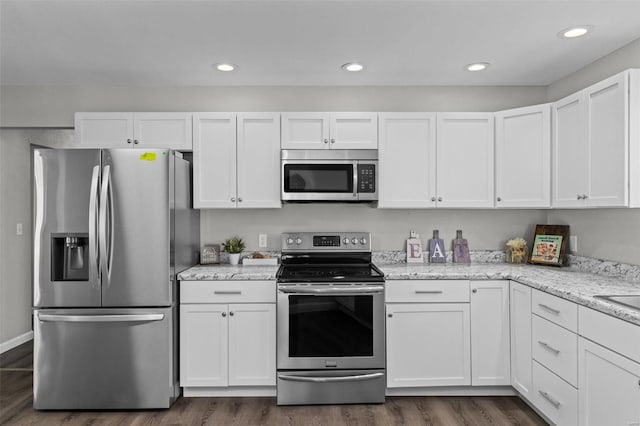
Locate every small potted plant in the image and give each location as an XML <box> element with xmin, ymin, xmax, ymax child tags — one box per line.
<box><xmin>222</xmin><ymin>236</ymin><xmax>245</xmax><ymax>265</ymax></box>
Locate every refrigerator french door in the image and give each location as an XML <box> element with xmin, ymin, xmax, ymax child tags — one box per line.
<box><xmin>33</xmin><ymin>148</ymin><xmax>196</xmax><ymax>409</ymax></box>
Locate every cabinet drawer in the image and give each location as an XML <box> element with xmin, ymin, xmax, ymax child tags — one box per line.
<box><xmin>579</xmin><ymin>306</ymin><xmax>640</xmax><ymax>363</ymax></box>
<box><xmin>180</xmin><ymin>281</ymin><xmax>275</xmax><ymax>303</ymax></box>
<box><xmin>532</xmin><ymin>290</ymin><xmax>578</xmax><ymax>332</ymax></box>
<box><xmin>532</xmin><ymin>361</ymin><xmax>578</xmax><ymax>426</ymax></box>
<box><xmin>385</xmin><ymin>280</ymin><xmax>470</xmax><ymax>303</ymax></box>
<box><xmin>532</xmin><ymin>315</ymin><xmax>578</xmax><ymax>386</ymax></box>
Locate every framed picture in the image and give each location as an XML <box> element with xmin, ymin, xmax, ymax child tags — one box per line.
<box><xmin>529</xmin><ymin>225</ymin><xmax>569</xmax><ymax>266</ymax></box>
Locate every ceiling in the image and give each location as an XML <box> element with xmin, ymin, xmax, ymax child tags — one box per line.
<box><xmin>2</xmin><ymin>0</ymin><xmax>640</xmax><ymax>87</ymax></box>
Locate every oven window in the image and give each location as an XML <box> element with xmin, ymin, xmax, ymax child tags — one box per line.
<box><xmin>289</xmin><ymin>295</ymin><xmax>373</xmax><ymax>357</ymax></box>
<box><xmin>283</xmin><ymin>164</ymin><xmax>353</xmax><ymax>193</ymax></box>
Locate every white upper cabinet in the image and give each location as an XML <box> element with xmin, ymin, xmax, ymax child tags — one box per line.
<box><xmin>495</xmin><ymin>104</ymin><xmax>551</xmax><ymax>208</ymax></box>
<box><xmin>378</xmin><ymin>113</ymin><xmax>437</xmax><ymax>208</ymax></box>
<box><xmin>281</xmin><ymin>112</ymin><xmax>377</xmax><ymax>149</ymax></box>
<box><xmin>75</xmin><ymin>112</ymin><xmax>192</xmax><ymax>150</ymax></box>
<box><xmin>553</xmin><ymin>71</ymin><xmax>633</xmax><ymax>207</ymax></box>
<box><xmin>193</xmin><ymin>113</ymin><xmax>281</xmax><ymax>209</ymax></box>
<box><xmin>436</xmin><ymin>113</ymin><xmax>495</xmax><ymax>208</ymax></box>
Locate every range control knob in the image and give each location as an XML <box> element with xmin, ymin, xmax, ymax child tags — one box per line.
<box><xmin>286</xmin><ymin>238</ymin><xmax>294</xmax><ymax>245</ymax></box>
<box><xmin>343</xmin><ymin>238</ymin><xmax>350</xmax><ymax>244</ymax></box>
<box><xmin>360</xmin><ymin>238</ymin><xmax>368</xmax><ymax>245</ymax></box>
<box><xmin>351</xmin><ymin>237</ymin><xmax>358</xmax><ymax>244</ymax></box>
<box><xmin>295</xmin><ymin>238</ymin><xmax>303</xmax><ymax>245</ymax></box>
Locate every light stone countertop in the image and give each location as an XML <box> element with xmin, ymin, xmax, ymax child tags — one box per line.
<box><xmin>178</xmin><ymin>261</ymin><xmax>640</xmax><ymax>326</ymax></box>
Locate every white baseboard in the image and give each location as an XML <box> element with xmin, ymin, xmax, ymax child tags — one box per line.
<box><xmin>0</xmin><ymin>331</ymin><xmax>33</xmax><ymax>354</ymax></box>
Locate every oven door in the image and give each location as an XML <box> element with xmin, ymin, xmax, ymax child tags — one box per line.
<box><xmin>277</xmin><ymin>283</ymin><xmax>385</xmax><ymax>370</ymax></box>
<box><xmin>281</xmin><ymin>161</ymin><xmax>358</xmax><ymax>201</ymax></box>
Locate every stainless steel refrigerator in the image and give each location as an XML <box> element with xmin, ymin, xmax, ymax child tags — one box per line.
<box><xmin>32</xmin><ymin>148</ymin><xmax>199</xmax><ymax>409</ymax></box>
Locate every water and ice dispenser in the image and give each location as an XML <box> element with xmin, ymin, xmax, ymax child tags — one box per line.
<box><xmin>51</xmin><ymin>233</ymin><xmax>89</xmax><ymax>281</ymax></box>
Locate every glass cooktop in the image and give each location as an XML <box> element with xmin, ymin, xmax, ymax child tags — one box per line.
<box><xmin>276</xmin><ymin>264</ymin><xmax>384</xmax><ymax>283</ymax></box>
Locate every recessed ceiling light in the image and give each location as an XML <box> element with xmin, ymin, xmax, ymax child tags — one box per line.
<box><xmin>466</xmin><ymin>62</ymin><xmax>490</xmax><ymax>72</ymax></box>
<box><xmin>342</xmin><ymin>63</ymin><xmax>364</xmax><ymax>72</ymax></box>
<box><xmin>559</xmin><ymin>26</ymin><xmax>592</xmax><ymax>38</ymax></box>
<box><xmin>214</xmin><ymin>63</ymin><xmax>237</xmax><ymax>72</ymax></box>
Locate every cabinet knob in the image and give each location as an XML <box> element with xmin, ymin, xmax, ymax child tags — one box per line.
<box><xmin>238</xmin><ymin>198</ymin><xmax>243</xmax><ymax>202</ymax></box>
<box><xmin>324</xmin><ymin>139</ymin><xmax>329</xmax><ymax>144</ymax></box>
<box><xmin>330</xmin><ymin>138</ymin><xmax>335</xmax><ymax>144</ymax></box>
<box><xmin>229</xmin><ymin>311</ymin><xmax>234</xmax><ymax>316</ymax></box>
<box><xmin>388</xmin><ymin>313</ymin><xmax>393</xmax><ymax>318</ymax></box>
<box><xmin>431</xmin><ymin>197</ymin><xmax>436</xmax><ymax>202</ymax></box>
<box><xmin>577</xmin><ymin>195</ymin><xmax>582</xmax><ymax>200</ymax></box>
<box><xmin>437</xmin><ymin>197</ymin><xmax>443</xmax><ymax>202</ymax></box>
<box><xmin>497</xmin><ymin>197</ymin><xmax>502</xmax><ymax>202</ymax></box>
<box><xmin>134</xmin><ymin>139</ymin><xmax>139</xmax><ymax>145</ymax></box>
<box><xmin>127</xmin><ymin>139</ymin><xmax>132</xmax><ymax>144</ymax></box>
<box><xmin>472</xmin><ymin>289</ymin><xmax>477</xmax><ymax>293</ymax></box>
<box><xmin>222</xmin><ymin>312</ymin><xmax>227</xmax><ymax>317</ymax></box>
<box><xmin>231</xmin><ymin>197</ymin><xmax>236</xmax><ymax>202</ymax></box>
<box><xmin>583</xmin><ymin>194</ymin><xmax>588</xmax><ymax>199</ymax></box>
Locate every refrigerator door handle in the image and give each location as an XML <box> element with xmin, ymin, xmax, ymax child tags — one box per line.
<box><xmin>89</xmin><ymin>165</ymin><xmax>100</xmax><ymax>278</ymax></box>
<box><xmin>38</xmin><ymin>313</ymin><xmax>165</xmax><ymax>323</ymax></box>
<box><xmin>99</xmin><ymin>165</ymin><xmax>114</xmax><ymax>281</ymax></box>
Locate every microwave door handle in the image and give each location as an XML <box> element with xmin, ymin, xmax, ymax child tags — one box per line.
<box><xmin>279</xmin><ymin>372</ymin><xmax>384</xmax><ymax>383</ymax></box>
<box><xmin>353</xmin><ymin>161</ymin><xmax>359</xmax><ymax>199</ymax></box>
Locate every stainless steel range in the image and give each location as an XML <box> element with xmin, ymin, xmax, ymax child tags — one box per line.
<box><xmin>276</xmin><ymin>232</ymin><xmax>385</xmax><ymax>405</ymax></box>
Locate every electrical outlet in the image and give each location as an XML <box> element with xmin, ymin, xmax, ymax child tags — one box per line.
<box><xmin>16</xmin><ymin>223</ymin><xmax>23</xmax><ymax>236</ymax></box>
<box><xmin>569</xmin><ymin>235</ymin><xmax>578</xmax><ymax>253</ymax></box>
<box><xmin>259</xmin><ymin>233</ymin><xmax>268</xmax><ymax>248</ymax></box>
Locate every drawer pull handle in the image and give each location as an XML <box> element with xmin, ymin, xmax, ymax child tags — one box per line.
<box><xmin>538</xmin><ymin>340</ymin><xmax>561</xmax><ymax>355</ymax></box>
<box><xmin>538</xmin><ymin>390</ymin><xmax>561</xmax><ymax>408</ymax></box>
<box><xmin>538</xmin><ymin>303</ymin><xmax>561</xmax><ymax>315</ymax></box>
<box><xmin>214</xmin><ymin>291</ymin><xmax>242</xmax><ymax>295</ymax></box>
<box><xmin>415</xmin><ymin>290</ymin><xmax>444</xmax><ymax>294</ymax></box>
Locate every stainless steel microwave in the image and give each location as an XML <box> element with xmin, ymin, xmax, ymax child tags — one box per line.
<box><xmin>281</xmin><ymin>150</ymin><xmax>378</xmax><ymax>202</ymax></box>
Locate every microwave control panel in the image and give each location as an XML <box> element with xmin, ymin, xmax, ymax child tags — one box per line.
<box><xmin>357</xmin><ymin>164</ymin><xmax>376</xmax><ymax>193</ymax></box>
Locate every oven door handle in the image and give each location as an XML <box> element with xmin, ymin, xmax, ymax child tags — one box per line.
<box><xmin>278</xmin><ymin>372</ymin><xmax>384</xmax><ymax>383</ymax></box>
<box><xmin>278</xmin><ymin>286</ymin><xmax>384</xmax><ymax>294</ymax></box>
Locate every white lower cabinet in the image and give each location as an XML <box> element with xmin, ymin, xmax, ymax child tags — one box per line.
<box><xmin>578</xmin><ymin>337</ymin><xmax>640</xmax><ymax>426</ymax></box>
<box><xmin>532</xmin><ymin>361</ymin><xmax>578</xmax><ymax>426</ymax></box>
<box><xmin>386</xmin><ymin>302</ymin><xmax>471</xmax><ymax>387</ymax></box>
<box><xmin>179</xmin><ymin>281</ymin><xmax>276</xmax><ymax>396</ymax></box>
<box><xmin>470</xmin><ymin>281</ymin><xmax>510</xmax><ymax>386</ymax></box>
<box><xmin>510</xmin><ymin>281</ymin><xmax>533</xmax><ymax>400</ymax></box>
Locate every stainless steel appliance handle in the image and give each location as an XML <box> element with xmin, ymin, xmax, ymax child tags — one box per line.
<box><xmin>88</xmin><ymin>165</ymin><xmax>100</xmax><ymax>277</ymax></box>
<box><xmin>279</xmin><ymin>286</ymin><xmax>384</xmax><ymax>294</ymax></box>
<box><xmin>99</xmin><ymin>165</ymin><xmax>114</xmax><ymax>280</ymax></box>
<box><xmin>279</xmin><ymin>372</ymin><xmax>384</xmax><ymax>383</ymax></box>
<box><xmin>38</xmin><ymin>313</ymin><xmax>164</xmax><ymax>323</ymax></box>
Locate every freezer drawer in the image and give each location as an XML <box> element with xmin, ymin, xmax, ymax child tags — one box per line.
<box><xmin>33</xmin><ymin>307</ymin><xmax>178</xmax><ymax>409</ymax></box>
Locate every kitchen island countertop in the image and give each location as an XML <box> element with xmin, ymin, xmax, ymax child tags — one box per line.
<box><xmin>178</xmin><ymin>262</ymin><xmax>640</xmax><ymax>326</ymax></box>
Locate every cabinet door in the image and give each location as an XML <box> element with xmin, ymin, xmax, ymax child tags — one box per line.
<box><xmin>133</xmin><ymin>113</ymin><xmax>193</xmax><ymax>150</ymax></box>
<box><xmin>436</xmin><ymin>113</ymin><xmax>494</xmax><ymax>208</ymax></box>
<box><xmin>470</xmin><ymin>281</ymin><xmax>510</xmax><ymax>386</ymax></box>
<box><xmin>378</xmin><ymin>113</ymin><xmax>437</xmax><ymax>208</ymax></box>
<box><xmin>510</xmin><ymin>281</ymin><xmax>533</xmax><ymax>400</ymax></box>
<box><xmin>228</xmin><ymin>303</ymin><xmax>276</xmax><ymax>386</ymax></box>
<box><xmin>552</xmin><ymin>92</ymin><xmax>588</xmax><ymax>207</ymax></box>
<box><xmin>74</xmin><ymin>112</ymin><xmax>133</xmax><ymax>148</ymax></box>
<box><xmin>236</xmin><ymin>114</ymin><xmax>282</xmax><ymax>208</ymax></box>
<box><xmin>495</xmin><ymin>104</ymin><xmax>551</xmax><ymax>208</ymax></box>
<box><xmin>330</xmin><ymin>112</ymin><xmax>378</xmax><ymax>149</ymax></box>
<box><xmin>386</xmin><ymin>303</ymin><xmax>470</xmax><ymax>387</ymax></box>
<box><xmin>578</xmin><ymin>337</ymin><xmax>640</xmax><ymax>426</ymax></box>
<box><xmin>586</xmin><ymin>72</ymin><xmax>629</xmax><ymax>207</ymax></box>
<box><xmin>193</xmin><ymin>113</ymin><xmax>237</xmax><ymax>208</ymax></box>
<box><xmin>281</xmin><ymin>113</ymin><xmax>330</xmax><ymax>149</ymax></box>
<box><xmin>180</xmin><ymin>304</ymin><xmax>228</xmax><ymax>387</ymax></box>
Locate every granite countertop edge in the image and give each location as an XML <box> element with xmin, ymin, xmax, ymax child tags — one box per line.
<box><xmin>178</xmin><ymin>263</ymin><xmax>640</xmax><ymax>326</ymax></box>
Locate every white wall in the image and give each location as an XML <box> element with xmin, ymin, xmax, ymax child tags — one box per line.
<box><xmin>0</xmin><ymin>85</ymin><xmax>547</xmax><ymax>128</ymax></box>
<box><xmin>0</xmin><ymin>128</ymin><xmax>74</xmax><ymax>347</ymax></box>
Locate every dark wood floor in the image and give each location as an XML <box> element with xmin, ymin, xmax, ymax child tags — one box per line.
<box><xmin>0</xmin><ymin>342</ymin><xmax>547</xmax><ymax>425</ymax></box>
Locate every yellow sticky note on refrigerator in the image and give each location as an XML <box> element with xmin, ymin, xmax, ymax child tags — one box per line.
<box><xmin>139</xmin><ymin>152</ymin><xmax>157</xmax><ymax>161</ymax></box>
